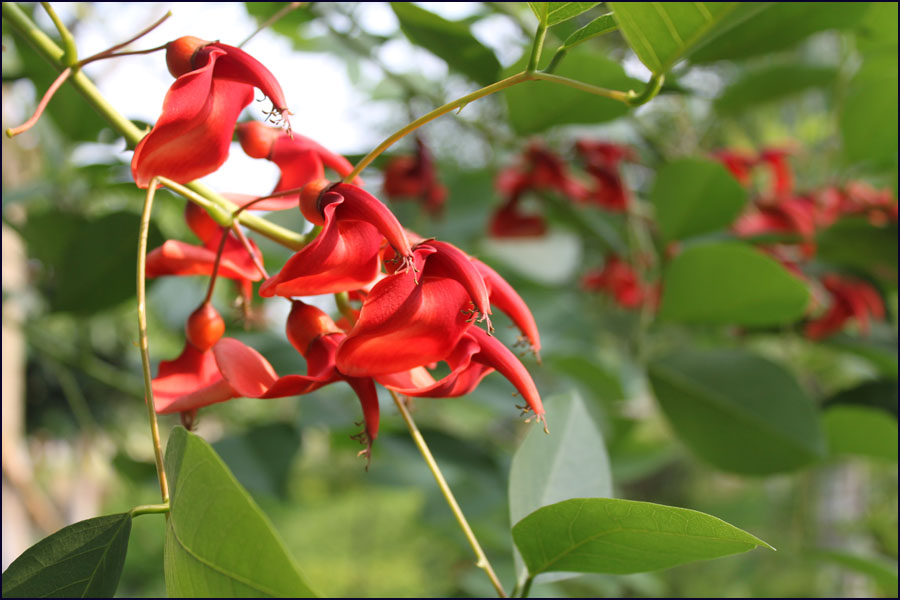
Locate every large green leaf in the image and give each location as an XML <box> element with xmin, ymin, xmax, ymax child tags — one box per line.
<box><xmin>513</xmin><ymin>498</ymin><xmax>772</xmax><ymax>576</ymax></box>
<box><xmin>164</xmin><ymin>427</ymin><xmax>316</xmax><ymax>597</ymax></box>
<box><xmin>509</xmin><ymin>392</ymin><xmax>613</xmax><ymax>527</ymax></box>
<box><xmin>503</xmin><ymin>47</ymin><xmax>634</xmax><ymax>134</ymax></box>
<box><xmin>391</xmin><ymin>2</ymin><xmax>500</xmax><ymax>86</ymax></box>
<box><xmin>823</xmin><ymin>405</ymin><xmax>899</xmax><ymax>461</ymax></box>
<box><xmin>608</xmin><ymin>2</ymin><xmax>757</xmax><ymax>74</ymax></box>
<box><xmin>853</xmin><ymin>2</ymin><xmax>898</xmax><ymax>56</ymax></box>
<box><xmin>840</xmin><ymin>53</ymin><xmax>899</xmax><ymax>171</ymax></box>
<box><xmin>817</xmin><ymin>219</ymin><xmax>898</xmax><ymax>281</ymax></box>
<box><xmin>715</xmin><ymin>64</ymin><xmax>838</xmax><ymax>115</ymax></box>
<box><xmin>2</xmin><ymin>513</ymin><xmax>132</xmax><ymax>598</ymax></box>
<box><xmin>824</xmin><ymin>380</ymin><xmax>899</xmax><ymax>418</ymax></box>
<box><xmin>659</xmin><ymin>242</ymin><xmax>809</xmax><ymax>326</ymax></box>
<box><xmin>19</xmin><ymin>210</ymin><xmax>163</xmax><ymax>315</ymax></box>
<box><xmin>692</xmin><ymin>2</ymin><xmax>871</xmax><ymax>63</ymax></box>
<box><xmin>650</xmin><ymin>158</ymin><xmax>747</xmax><ymax>242</ymax></box>
<box><xmin>648</xmin><ymin>348</ymin><xmax>826</xmax><ymax>474</ymax></box>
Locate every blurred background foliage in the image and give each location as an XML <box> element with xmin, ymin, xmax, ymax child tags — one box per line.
<box><xmin>1</xmin><ymin>2</ymin><xmax>897</xmax><ymax>597</ymax></box>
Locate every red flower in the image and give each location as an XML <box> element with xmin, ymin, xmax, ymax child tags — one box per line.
<box><xmin>382</xmin><ymin>138</ymin><xmax>448</xmax><ymax>215</ymax></box>
<box><xmin>146</xmin><ymin>203</ymin><xmax>264</xmax><ymax>305</ymax></box>
<box><xmin>259</xmin><ymin>181</ymin><xmax>414</xmax><ymax>297</ymax></box>
<box><xmin>335</xmin><ymin>240</ymin><xmax>492</xmax><ymax>376</ymax></box>
<box><xmin>818</xmin><ymin>182</ymin><xmax>898</xmax><ymax>226</ymax></box>
<box><xmin>575</xmin><ymin>140</ymin><xmax>635</xmax><ymax>212</ymax></box>
<box><xmin>805</xmin><ymin>275</ymin><xmax>885</xmax><ymax>340</ymax></box>
<box><xmin>713</xmin><ymin>149</ymin><xmax>756</xmax><ymax>186</ymax></box>
<box><xmin>376</xmin><ymin>326</ymin><xmax>545</xmax><ymax>425</ymax></box>
<box><xmin>132</xmin><ymin>36</ymin><xmax>289</xmax><ymax>188</ymax></box>
<box><xmin>236</xmin><ymin>121</ymin><xmax>359</xmax><ymax>211</ymax></box>
<box><xmin>488</xmin><ymin>198</ymin><xmax>548</xmax><ymax>238</ymax></box>
<box><xmin>583</xmin><ymin>255</ymin><xmax>649</xmax><ymax>309</ymax></box>
<box><xmin>758</xmin><ymin>148</ymin><xmax>794</xmax><ymax>199</ymax></box>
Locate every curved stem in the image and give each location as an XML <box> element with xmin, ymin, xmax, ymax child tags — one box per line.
<box><xmin>625</xmin><ymin>72</ymin><xmax>665</xmax><ymax>107</ymax></box>
<box><xmin>131</xmin><ymin>502</ymin><xmax>170</xmax><ymax>517</ymax></box>
<box><xmin>531</xmin><ymin>71</ymin><xmax>629</xmax><ymax>102</ymax></box>
<box><xmin>518</xmin><ymin>575</ymin><xmax>534</xmax><ymax>598</ymax></box>
<box><xmin>334</xmin><ymin>291</ymin><xmax>355</xmax><ymax>323</ymax></box>
<box><xmin>389</xmin><ymin>390</ymin><xmax>507</xmax><ymax>598</ymax></box>
<box><xmin>203</xmin><ymin>229</ymin><xmax>231</xmax><ymax>305</ymax></box>
<box><xmin>6</xmin><ymin>67</ymin><xmax>71</xmax><ymax>137</ymax></box>
<box><xmin>344</xmin><ymin>71</ymin><xmax>531</xmax><ymax>182</ymax></box>
<box><xmin>138</xmin><ymin>178</ymin><xmax>169</xmax><ymax>504</ymax></box>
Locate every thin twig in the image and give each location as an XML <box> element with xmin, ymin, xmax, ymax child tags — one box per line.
<box><xmin>240</xmin><ymin>2</ymin><xmax>305</xmax><ymax>48</ymax></box>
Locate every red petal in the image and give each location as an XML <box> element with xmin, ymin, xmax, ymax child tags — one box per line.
<box><xmin>377</xmin><ymin>332</ymin><xmax>490</xmax><ymax>397</ymax></box>
<box><xmin>424</xmin><ymin>241</ymin><xmax>491</xmax><ymax>323</ymax></box>
<box><xmin>132</xmin><ymin>48</ymin><xmax>254</xmax><ymax>188</ymax></box>
<box><xmin>146</xmin><ymin>240</ymin><xmax>260</xmax><ymax>281</ymax></box>
<box><xmin>473</xmin><ymin>258</ymin><xmax>541</xmax><ymax>355</ymax></box>
<box><xmin>259</xmin><ymin>194</ymin><xmax>384</xmax><ymax>297</ymax></box>
<box><xmin>152</xmin><ymin>343</ymin><xmax>234</xmax><ymax>414</ymax></box>
<box><xmin>466</xmin><ymin>328</ymin><xmax>544</xmax><ymax>418</ymax></box>
<box><xmin>205</xmin><ymin>43</ymin><xmax>289</xmax><ymax>118</ymax></box>
<box><xmin>335</xmin><ymin>247</ymin><xmax>473</xmax><ymax>377</ymax></box>
<box><xmin>212</xmin><ymin>337</ymin><xmax>279</xmax><ymax>398</ymax></box>
<box><xmin>330</xmin><ymin>184</ymin><xmax>413</xmax><ymax>262</ymax></box>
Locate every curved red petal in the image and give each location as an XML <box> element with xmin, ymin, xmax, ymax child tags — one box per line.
<box><xmin>424</xmin><ymin>241</ymin><xmax>492</xmax><ymax>323</ymax></box>
<box><xmin>206</xmin><ymin>43</ymin><xmax>289</xmax><ymax>116</ymax></box>
<box><xmin>146</xmin><ymin>240</ymin><xmax>260</xmax><ymax>281</ymax></box>
<box><xmin>212</xmin><ymin>337</ymin><xmax>279</xmax><ymax>398</ymax></box>
<box><xmin>377</xmin><ymin>333</ymin><xmax>491</xmax><ymax>398</ymax></box>
<box><xmin>132</xmin><ymin>48</ymin><xmax>254</xmax><ymax>187</ymax></box>
<box><xmin>466</xmin><ymin>327</ymin><xmax>544</xmax><ymax>418</ymax></box>
<box><xmin>330</xmin><ymin>184</ymin><xmax>413</xmax><ymax>262</ymax></box>
<box><xmin>259</xmin><ymin>195</ymin><xmax>383</xmax><ymax>297</ymax></box>
<box><xmin>152</xmin><ymin>343</ymin><xmax>234</xmax><ymax>414</ymax></box>
<box><xmin>473</xmin><ymin>258</ymin><xmax>540</xmax><ymax>355</ymax></box>
<box><xmin>335</xmin><ymin>249</ymin><xmax>473</xmax><ymax>376</ymax></box>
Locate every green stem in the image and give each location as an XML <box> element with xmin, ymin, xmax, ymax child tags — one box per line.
<box><xmin>389</xmin><ymin>390</ymin><xmax>508</xmax><ymax>598</ymax></box>
<box><xmin>334</xmin><ymin>291</ymin><xmax>355</xmax><ymax>323</ymax></box>
<box><xmin>543</xmin><ymin>48</ymin><xmax>567</xmax><ymax>74</ymax></box>
<box><xmin>41</xmin><ymin>2</ymin><xmax>77</xmax><ymax>65</ymax></box>
<box><xmin>531</xmin><ymin>71</ymin><xmax>629</xmax><ymax>102</ymax></box>
<box><xmin>625</xmin><ymin>72</ymin><xmax>665</xmax><ymax>107</ymax></box>
<box><xmin>130</xmin><ymin>502</ymin><xmax>170</xmax><ymax>517</ymax></box>
<box><xmin>138</xmin><ymin>178</ymin><xmax>169</xmax><ymax>504</ymax></box>
<box><xmin>518</xmin><ymin>576</ymin><xmax>534</xmax><ymax>598</ymax></box>
<box><xmin>526</xmin><ymin>21</ymin><xmax>548</xmax><ymax>73</ymax></box>
<box><xmin>345</xmin><ymin>71</ymin><xmax>531</xmax><ymax>182</ymax></box>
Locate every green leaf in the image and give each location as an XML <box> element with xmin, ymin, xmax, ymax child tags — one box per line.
<box><xmin>528</xmin><ymin>2</ymin><xmax>549</xmax><ymax>24</ymax></box>
<box><xmin>840</xmin><ymin>54</ymin><xmax>899</xmax><ymax>171</ymax></box>
<box><xmin>509</xmin><ymin>392</ymin><xmax>613</xmax><ymax>527</ymax></box>
<box><xmin>390</xmin><ymin>2</ymin><xmax>501</xmax><ymax>86</ymax></box>
<box><xmin>512</xmin><ymin>498</ymin><xmax>772</xmax><ymax>576</ymax></box>
<box><xmin>824</xmin><ymin>380</ymin><xmax>899</xmax><ymax>418</ymax></box>
<box><xmin>715</xmin><ymin>64</ymin><xmax>838</xmax><ymax>114</ymax></box>
<box><xmin>692</xmin><ymin>3</ymin><xmax>871</xmax><ymax>63</ymax></box>
<box><xmin>854</xmin><ymin>2</ymin><xmax>898</xmax><ymax>56</ymax></box>
<box><xmin>817</xmin><ymin>219</ymin><xmax>898</xmax><ymax>281</ymax></box>
<box><xmin>659</xmin><ymin>242</ymin><xmax>810</xmax><ymax>326</ymax></box>
<box><xmin>608</xmin><ymin>2</ymin><xmax>755</xmax><ymax>74</ymax></box>
<box><xmin>545</xmin><ymin>2</ymin><xmax>601</xmax><ymax>26</ymax></box>
<box><xmin>560</xmin><ymin>13</ymin><xmax>618</xmax><ymax>50</ymax></box>
<box><xmin>810</xmin><ymin>549</ymin><xmax>899</xmax><ymax>596</ymax></box>
<box><xmin>648</xmin><ymin>348</ymin><xmax>826</xmax><ymax>474</ymax></box>
<box><xmin>164</xmin><ymin>427</ymin><xmax>316</xmax><ymax>597</ymax></box>
<box><xmin>650</xmin><ymin>158</ymin><xmax>747</xmax><ymax>242</ymax></box>
<box><xmin>503</xmin><ymin>47</ymin><xmax>635</xmax><ymax>134</ymax></box>
<box><xmin>19</xmin><ymin>210</ymin><xmax>163</xmax><ymax>315</ymax></box>
<box><xmin>823</xmin><ymin>405</ymin><xmax>899</xmax><ymax>461</ymax></box>
<box><xmin>2</xmin><ymin>513</ymin><xmax>132</xmax><ymax>598</ymax></box>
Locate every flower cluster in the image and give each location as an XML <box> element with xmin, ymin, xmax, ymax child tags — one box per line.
<box><xmin>489</xmin><ymin>140</ymin><xmax>634</xmax><ymax>238</ymax></box>
<box><xmin>715</xmin><ymin>147</ymin><xmax>895</xmax><ymax>339</ymax></box>
<box><xmin>382</xmin><ymin>138</ymin><xmax>448</xmax><ymax>216</ymax></box>
<box><xmin>133</xmin><ymin>38</ymin><xmax>545</xmax><ymax>459</ymax></box>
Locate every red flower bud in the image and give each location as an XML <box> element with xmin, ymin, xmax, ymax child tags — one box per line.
<box><xmin>185</xmin><ymin>302</ymin><xmax>225</xmax><ymax>351</ymax></box>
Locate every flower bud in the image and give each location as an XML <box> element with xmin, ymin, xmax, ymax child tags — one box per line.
<box><xmin>185</xmin><ymin>302</ymin><xmax>225</xmax><ymax>351</ymax></box>
<box><xmin>166</xmin><ymin>36</ymin><xmax>209</xmax><ymax>78</ymax></box>
<box><xmin>299</xmin><ymin>178</ymin><xmax>331</xmax><ymax>225</ymax></box>
<box><xmin>236</xmin><ymin>121</ymin><xmax>278</xmax><ymax>160</ymax></box>
<box><xmin>286</xmin><ymin>301</ymin><xmax>342</xmax><ymax>356</ymax></box>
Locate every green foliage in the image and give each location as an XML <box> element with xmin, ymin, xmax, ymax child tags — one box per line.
<box><xmin>503</xmin><ymin>47</ymin><xmax>635</xmax><ymax>134</ymax></box>
<box><xmin>528</xmin><ymin>2</ymin><xmax>601</xmax><ymax>27</ymax></box>
<box><xmin>648</xmin><ymin>348</ymin><xmax>827</xmax><ymax>474</ymax></box>
<box><xmin>608</xmin><ymin>2</ymin><xmax>752</xmax><ymax>74</ymax></box>
<box><xmin>715</xmin><ymin>64</ymin><xmax>838</xmax><ymax>115</ymax></box>
<box><xmin>650</xmin><ymin>158</ymin><xmax>747</xmax><ymax>242</ymax></box>
<box><xmin>512</xmin><ymin>497</ymin><xmax>772</xmax><ymax>576</ymax></box>
<box><xmin>164</xmin><ymin>427</ymin><xmax>316</xmax><ymax>597</ymax></box>
<box><xmin>391</xmin><ymin>2</ymin><xmax>501</xmax><ymax>86</ymax></box>
<box><xmin>840</xmin><ymin>53</ymin><xmax>899</xmax><ymax>171</ymax></box>
<box><xmin>558</xmin><ymin>13</ymin><xmax>618</xmax><ymax>52</ymax></box>
<box><xmin>823</xmin><ymin>405</ymin><xmax>899</xmax><ymax>461</ymax></box>
<box><xmin>2</xmin><ymin>513</ymin><xmax>132</xmax><ymax>598</ymax></box>
<box><xmin>692</xmin><ymin>2</ymin><xmax>871</xmax><ymax>63</ymax></box>
<box><xmin>18</xmin><ymin>210</ymin><xmax>163</xmax><ymax>315</ymax></box>
<box><xmin>659</xmin><ymin>242</ymin><xmax>810</xmax><ymax>326</ymax></box>
<box><xmin>816</xmin><ymin>218</ymin><xmax>898</xmax><ymax>281</ymax></box>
